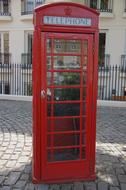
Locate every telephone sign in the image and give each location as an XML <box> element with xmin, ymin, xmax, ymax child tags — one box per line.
<box><xmin>43</xmin><ymin>16</ymin><xmax>92</xmax><ymax>26</ymax></box>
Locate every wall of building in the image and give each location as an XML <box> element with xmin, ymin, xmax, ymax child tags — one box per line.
<box><xmin>0</xmin><ymin>0</ymin><xmax>33</xmax><ymax>62</ymax></box>
<box><xmin>0</xmin><ymin>0</ymin><xmax>126</xmax><ymax>65</ymax></box>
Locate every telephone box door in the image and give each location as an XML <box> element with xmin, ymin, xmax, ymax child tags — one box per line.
<box><xmin>41</xmin><ymin>32</ymin><xmax>94</xmax><ymax>182</ymax></box>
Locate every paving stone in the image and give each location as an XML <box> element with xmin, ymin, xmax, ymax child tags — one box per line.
<box><xmin>20</xmin><ymin>173</ymin><xmax>29</xmax><ymax>180</ymax></box>
<box><xmin>24</xmin><ymin>183</ymin><xmax>35</xmax><ymax>190</ymax></box>
<box><xmin>14</xmin><ymin>180</ymin><xmax>27</xmax><ymax>188</ymax></box>
<box><xmin>121</xmin><ymin>183</ymin><xmax>126</xmax><ymax>190</ymax></box>
<box><xmin>49</xmin><ymin>184</ymin><xmax>60</xmax><ymax>190</ymax></box>
<box><xmin>61</xmin><ymin>184</ymin><xmax>73</xmax><ymax>190</ymax></box>
<box><xmin>0</xmin><ymin>101</ymin><xmax>126</xmax><ymax>190</ymax></box>
<box><xmin>4</xmin><ymin>172</ymin><xmax>21</xmax><ymax>185</ymax></box>
<box><xmin>0</xmin><ymin>186</ymin><xmax>11</xmax><ymax>190</ymax></box>
<box><xmin>118</xmin><ymin>175</ymin><xmax>126</xmax><ymax>183</ymax></box>
<box><xmin>85</xmin><ymin>183</ymin><xmax>96</xmax><ymax>190</ymax></box>
<box><xmin>98</xmin><ymin>182</ymin><xmax>108</xmax><ymax>190</ymax></box>
<box><xmin>35</xmin><ymin>184</ymin><xmax>49</xmax><ymax>190</ymax></box>
<box><xmin>109</xmin><ymin>187</ymin><xmax>120</xmax><ymax>190</ymax></box>
<box><xmin>0</xmin><ymin>176</ymin><xmax>5</xmax><ymax>184</ymax></box>
<box><xmin>107</xmin><ymin>175</ymin><xmax>119</xmax><ymax>186</ymax></box>
<box><xmin>116</xmin><ymin>168</ymin><xmax>125</xmax><ymax>175</ymax></box>
<box><xmin>73</xmin><ymin>182</ymin><xmax>83</xmax><ymax>190</ymax></box>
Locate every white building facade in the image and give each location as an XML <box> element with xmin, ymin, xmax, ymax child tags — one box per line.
<box><xmin>0</xmin><ymin>0</ymin><xmax>126</xmax><ymax>97</ymax></box>
<box><xmin>0</xmin><ymin>0</ymin><xmax>126</xmax><ymax>65</ymax></box>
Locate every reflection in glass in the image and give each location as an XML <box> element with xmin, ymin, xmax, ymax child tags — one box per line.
<box><xmin>47</xmin><ymin>118</ymin><xmax>80</xmax><ymax>132</ymax></box>
<box><xmin>53</xmin><ymin>56</ymin><xmax>80</xmax><ymax>70</ymax></box>
<box><xmin>46</xmin><ymin>39</ymin><xmax>51</xmax><ymax>53</ymax></box>
<box><xmin>54</xmin><ymin>72</ymin><xmax>80</xmax><ymax>86</ymax></box>
<box><xmin>47</xmin><ymin>104</ymin><xmax>51</xmax><ymax>116</ymax></box>
<box><xmin>54</xmin><ymin>103</ymin><xmax>80</xmax><ymax>116</ymax></box>
<box><xmin>54</xmin><ymin>88</ymin><xmax>80</xmax><ymax>101</ymax></box>
<box><xmin>47</xmin><ymin>72</ymin><xmax>52</xmax><ymax>85</ymax></box>
<box><xmin>47</xmin><ymin>56</ymin><xmax>51</xmax><ymax>70</ymax></box>
<box><xmin>83</xmin><ymin>40</ymin><xmax>88</xmax><ymax>55</ymax></box>
<box><xmin>54</xmin><ymin>39</ymin><xmax>81</xmax><ymax>54</ymax></box>
<box><xmin>83</xmin><ymin>103</ymin><xmax>86</xmax><ymax>116</ymax></box>
<box><xmin>47</xmin><ymin>133</ymin><xmax>80</xmax><ymax>147</ymax></box>
<box><xmin>82</xmin><ymin>148</ymin><xmax>86</xmax><ymax>159</ymax></box>
<box><xmin>83</xmin><ymin>87</ymin><xmax>86</xmax><ymax>100</ymax></box>
<box><xmin>82</xmin><ymin>117</ymin><xmax>86</xmax><ymax>130</ymax></box>
<box><xmin>83</xmin><ymin>72</ymin><xmax>87</xmax><ymax>85</ymax></box>
<box><xmin>48</xmin><ymin>148</ymin><xmax>80</xmax><ymax>162</ymax></box>
<box><xmin>82</xmin><ymin>132</ymin><xmax>86</xmax><ymax>145</ymax></box>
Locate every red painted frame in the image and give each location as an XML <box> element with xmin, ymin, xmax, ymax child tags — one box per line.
<box><xmin>33</xmin><ymin>2</ymin><xmax>99</xmax><ymax>184</ymax></box>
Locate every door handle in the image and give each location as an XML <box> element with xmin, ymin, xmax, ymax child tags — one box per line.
<box><xmin>41</xmin><ymin>90</ymin><xmax>46</xmax><ymax>99</ymax></box>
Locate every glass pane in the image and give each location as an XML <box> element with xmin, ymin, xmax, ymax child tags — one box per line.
<box><xmin>47</xmin><ymin>39</ymin><xmax>51</xmax><ymax>53</ymax></box>
<box><xmin>82</xmin><ymin>132</ymin><xmax>86</xmax><ymax>145</ymax></box>
<box><xmin>82</xmin><ymin>147</ymin><xmax>86</xmax><ymax>159</ymax></box>
<box><xmin>48</xmin><ymin>148</ymin><xmax>80</xmax><ymax>162</ymax></box>
<box><xmin>53</xmin><ymin>56</ymin><xmax>81</xmax><ymax>70</ymax></box>
<box><xmin>83</xmin><ymin>40</ymin><xmax>88</xmax><ymax>55</ymax></box>
<box><xmin>83</xmin><ymin>87</ymin><xmax>86</xmax><ymax>100</ymax></box>
<box><xmin>83</xmin><ymin>72</ymin><xmax>87</xmax><ymax>85</ymax></box>
<box><xmin>54</xmin><ymin>88</ymin><xmax>80</xmax><ymax>101</ymax></box>
<box><xmin>47</xmin><ymin>72</ymin><xmax>52</xmax><ymax>85</ymax></box>
<box><xmin>54</xmin><ymin>103</ymin><xmax>80</xmax><ymax>116</ymax></box>
<box><xmin>47</xmin><ymin>118</ymin><xmax>80</xmax><ymax>132</ymax></box>
<box><xmin>90</xmin><ymin>0</ymin><xmax>97</xmax><ymax>9</ymax></box>
<box><xmin>82</xmin><ymin>117</ymin><xmax>86</xmax><ymax>131</ymax></box>
<box><xmin>54</xmin><ymin>39</ymin><xmax>81</xmax><ymax>54</ymax></box>
<box><xmin>54</xmin><ymin>72</ymin><xmax>80</xmax><ymax>86</ymax></box>
<box><xmin>4</xmin><ymin>33</ymin><xmax>9</xmax><ymax>53</ymax></box>
<box><xmin>47</xmin><ymin>133</ymin><xmax>80</xmax><ymax>147</ymax></box>
<box><xmin>47</xmin><ymin>56</ymin><xmax>51</xmax><ymax>70</ymax></box>
<box><xmin>47</xmin><ymin>104</ymin><xmax>51</xmax><ymax>116</ymax></box>
<box><xmin>83</xmin><ymin>103</ymin><xmax>86</xmax><ymax>116</ymax></box>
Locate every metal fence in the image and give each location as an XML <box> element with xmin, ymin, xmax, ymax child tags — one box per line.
<box><xmin>98</xmin><ymin>65</ymin><xmax>126</xmax><ymax>101</ymax></box>
<box><xmin>0</xmin><ymin>63</ymin><xmax>32</xmax><ymax>96</ymax></box>
<box><xmin>0</xmin><ymin>63</ymin><xmax>126</xmax><ymax>101</ymax></box>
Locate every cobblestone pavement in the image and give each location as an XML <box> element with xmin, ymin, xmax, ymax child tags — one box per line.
<box><xmin>0</xmin><ymin>100</ymin><xmax>126</xmax><ymax>190</ymax></box>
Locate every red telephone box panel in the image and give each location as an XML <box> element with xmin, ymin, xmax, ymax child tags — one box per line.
<box><xmin>33</xmin><ymin>2</ymin><xmax>99</xmax><ymax>184</ymax></box>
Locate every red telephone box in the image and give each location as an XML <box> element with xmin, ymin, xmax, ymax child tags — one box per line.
<box><xmin>33</xmin><ymin>2</ymin><xmax>99</xmax><ymax>183</ymax></box>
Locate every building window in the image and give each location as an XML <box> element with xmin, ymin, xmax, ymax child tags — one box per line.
<box><xmin>84</xmin><ymin>0</ymin><xmax>113</xmax><ymax>12</ymax></box>
<box><xmin>0</xmin><ymin>0</ymin><xmax>11</xmax><ymax>16</ymax></box>
<box><xmin>22</xmin><ymin>31</ymin><xmax>33</xmax><ymax>66</ymax></box>
<box><xmin>99</xmin><ymin>33</ymin><xmax>106</xmax><ymax>66</ymax></box>
<box><xmin>0</xmin><ymin>82</ymin><xmax>10</xmax><ymax>94</ymax></box>
<box><xmin>21</xmin><ymin>0</ymin><xmax>45</xmax><ymax>15</ymax></box>
<box><xmin>0</xmin><ymin>32</ymin><xmax>10</xmax><ymax>64</ymax></box>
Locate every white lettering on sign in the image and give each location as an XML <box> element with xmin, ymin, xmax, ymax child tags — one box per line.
<box><xmin>43</xmin><ymin>16</ymin><xmax>92</xmax><ymax>26</ymax></box>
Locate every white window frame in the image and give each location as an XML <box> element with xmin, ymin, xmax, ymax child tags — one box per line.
<box><xmin>24</xmin><ymin>31</ymin><xmax>33</xmax><ymax>53</ymax></box>
<box><xmin>0</xmin><ymin>32</ymin><xmax>9</xmax><ymax>53</ymax></box>
<box><xmin>0</xmin><ymin>0</ymin><xmax>10</xmax><ymax>14</ymax></box>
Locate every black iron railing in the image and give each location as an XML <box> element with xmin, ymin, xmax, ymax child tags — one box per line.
<box><xmin>0</xmin><ymin>62</ymin><xmax>126</xmax><ymax>100</ymax></box>
<box><xmin>21</xmin><ymin>0</ymin><xmax>45</xmax><ymax>15</ymax></box>
<box><xmin>0</xmin><ymin>12</ymin><xmax>11</xmax><ymax>16</ymax></box>
<box><xmin>0</xmin><ymin>63</ymin><xmax>32</xmax><ymax>95</ymax></box>
<box><xmin>98</xmin><ymin>65</ymin><xmax>126</xmax><ymax>101</ymax></box>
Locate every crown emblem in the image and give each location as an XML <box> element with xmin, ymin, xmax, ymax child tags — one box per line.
<box><xmin>64</xmin><ymin>7</ymin><xmax>72</xmax><ymax>16</ymax></box>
